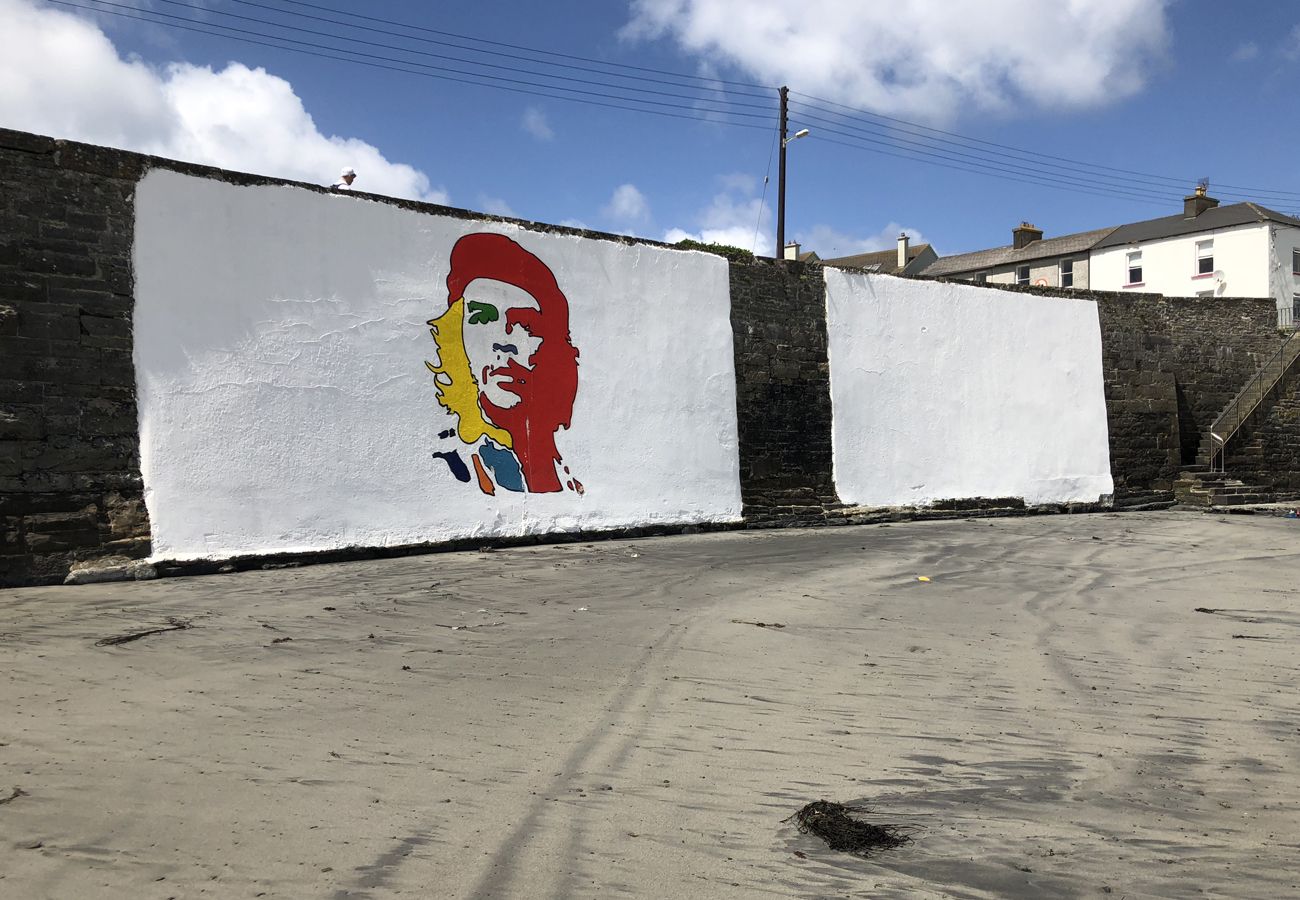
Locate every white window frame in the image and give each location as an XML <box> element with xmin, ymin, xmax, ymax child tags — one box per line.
<box><xmin>1060</xmin><ymin>258</ymin><xmax>1075</xmax><ymax>288</ymax></box>
<box><xmin>1126</xmin><ymin>250</ymin><xmax>1143</xmax><ymax>286</ymax></box>
<box><xmin>1016</xmin><ymin>265</ymin><xmax>1030</xmax><ymax>285</ymax></box>
<box><xmin>1195</xmin><ymin>239</ymin><xmax>1214</xmax><ymax>276</ymax></box>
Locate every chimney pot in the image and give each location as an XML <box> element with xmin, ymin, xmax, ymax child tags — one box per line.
<box><xmin>1184</xmin><ymin>186</ymin><xmax>1219</xmax><ymax>218</ymax></box>
<box><xmin>1012</xmin><ymin>222</ymin><xmax>1043</xmax><ymax>250</ymax></box>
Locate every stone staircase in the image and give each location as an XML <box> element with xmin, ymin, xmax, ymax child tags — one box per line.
<box><xmin>1173</xmin><ymin>468</ymin><xmax>1276</xmax><ymax>506</ymax></box>
<box><xmin>1174</xmin><ymin>329</ymin><xmax>1300</xmax><ymax>507</ymax></box>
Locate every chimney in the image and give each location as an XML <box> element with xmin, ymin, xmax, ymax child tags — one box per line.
<box><xmin>897</xmin><ymin>232</ymin><xmax>910</xmax><ymax>269</ymax></box>
<box><xmin>783</xmin><ymin>241</ymin><xmax>801</xmax><ymax>260</ymax></box>
<box><xmin>1184</xmin><ymin>183</ymin><xmax>1219</xmax><ymax>218</ymax></box>
<box><xmin>1012</xmin><ymin>222</ymin><xmax>1043</xmax><ymax>250</ymax></box>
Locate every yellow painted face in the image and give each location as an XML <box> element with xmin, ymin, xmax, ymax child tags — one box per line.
<box><xmin>426</xmin><ymin>297</ymin><xmax>513</xmax><ymax>448</ymax></box>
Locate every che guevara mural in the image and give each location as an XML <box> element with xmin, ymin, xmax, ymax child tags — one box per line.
<box><xmin>426</xmin><ymin>233</ymin><xmax>583</xmax><ymax>496</ymax></box>
<box><xmin>132</xmin><ymin>168</ymin><xmax>741</xmax><ymax>561</ymax></box>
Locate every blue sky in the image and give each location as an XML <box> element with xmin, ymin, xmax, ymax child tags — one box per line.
<box><xmin>5</xmin><ymin>0</ymin><xmax>1300</xmax><ymax>258</ymax></box>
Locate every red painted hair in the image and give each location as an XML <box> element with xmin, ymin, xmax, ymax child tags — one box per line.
<box><xmin>445</xmin><ymin>233</ymin><xmax>579</xmax><ymax>492</ymax></box>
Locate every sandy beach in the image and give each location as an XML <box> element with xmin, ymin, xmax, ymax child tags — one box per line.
<box><xmin>2</xmin><ymin>511</ymin><xmax>1298</xmax><ymax>899</ymax></box>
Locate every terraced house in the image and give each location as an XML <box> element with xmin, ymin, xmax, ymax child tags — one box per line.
<box><xmin>918</xmin><ymin>187</ymin><xmax>1300</xmax><ymax>329</ymax></box>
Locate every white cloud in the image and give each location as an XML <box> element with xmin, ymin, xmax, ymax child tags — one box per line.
<box><xmin>479</xmin><ymin>196</ymin><xmax>517</xmax><ymax>217</ymax></box>
<box><xmin>602</xmin><ymin>183</ymin><xmax>651</xmax><ymax>225</ymax></box>
<box><xmin>796</xmin><ymin>223</ymin><xmax>927</xmax><ymax>258</ymax></box>
<box><xmin>0</xmin><ymin>0</ymin><xmax>447</xmax><ymax>203</ymax></box>
<box><xmin>521</xmin><ymin>106</ymin><xmax>554</xmax><ymax>141</ymax></box>
<box><xmin>662</xmin><ymin>174</ymin><xmax>769</xmax><ymax>253</ymax></box>
<box><xmin>1286</xmin><ymin>25</ymin><xmax>1300</xmax><ymax>61</ymax></box>
<box><xmin>1230</xmin><ymin>41</ymin><xmax>1259</xmax><ymax>62</ymax></box>
<box><xmin>623</xmin><ymin>0</ymin><xmax>1171</xmax><ymax>123</ymax></box>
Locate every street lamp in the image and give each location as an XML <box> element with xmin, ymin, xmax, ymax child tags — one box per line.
<box><xmin>776</xmin><ymin>85</ymin><xmax>809</xmax><ymax>259</ymax></box>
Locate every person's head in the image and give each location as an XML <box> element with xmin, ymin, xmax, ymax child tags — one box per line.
<box><xmin>426</xmin><ymin>233</ymin><xmax>579</xmax><ymax>484</ymax></box>
<box><xmin>339</xmin><ymin>166</ymin><xmax>356</xmax><ymax>185</ymax></box>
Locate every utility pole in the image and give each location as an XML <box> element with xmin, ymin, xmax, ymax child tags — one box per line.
<box><xmin>776</xmin><ymin>85</ymin><xmax>788</xmax><ymax>260</ymax></box>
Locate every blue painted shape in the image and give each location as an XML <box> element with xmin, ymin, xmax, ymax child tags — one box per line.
<box><xmin>479</xmin><ymin>442</ymin><xmax>525</xmax><ymax>492</ymax></box>
<box><xmin>433</xmin><ymin>450</ymin><xmax>471</xmax><ymax>483</ymax></box>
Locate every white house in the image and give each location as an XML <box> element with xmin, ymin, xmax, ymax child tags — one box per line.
<box><xmin>1089</xmin><ymin>189</ymin><xmax>1300</xmax><ymax>327</ymax></box>
<box><xmin>919</xmin><ymin>188</ymin><xmax>1300</xmax><ymax>328</ymax></box>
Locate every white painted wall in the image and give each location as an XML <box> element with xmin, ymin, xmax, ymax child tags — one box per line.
<box><xmin>133</xmin><ymin>169</ymin><xmax>742</xmax><ymax>561</ymax></box>
<box><xmin>1268</xmin><ymin>224</ymin><xmax>1300</xmax><ymax>326</ymax></box>
<box><xmin>1090</xmin><ymin>224</ymin><xmax>1270</xmax><ymax>299</ymax></box>
<box><xmin>825</xmin><ymin>272</ymin><xmax>1113</xmax><ymax>507</ymax></box>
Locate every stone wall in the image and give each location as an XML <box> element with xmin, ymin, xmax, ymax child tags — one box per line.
<box><xmin>727</xmin><ymin>258</ymin><xmax>838</xmax><ymax>523</ymax></box>
<box><xmin>3</xmin><ymin>126</ymin><xmax>1296</xmax><ymax>586</ymax></box>
<box><xmin>1227</xmin><ymin>370</ymin><xmax>1300</xmax><ymax>494</ymax></box>
<box><xmin>0</xmin><ymin>129</ymin><xmax>151</xmax><ymax>586</ymax></box>
<box><xmin>1095</xmin><ymin>294</ymin><xmax>1282</xmax><ymax>496</ymax></box>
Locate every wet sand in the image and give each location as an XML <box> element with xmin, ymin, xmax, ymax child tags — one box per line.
<box><xmin>2</xmin><ymin>511</ymin><xmax>1298</xmax><ymax>899</ymax></box>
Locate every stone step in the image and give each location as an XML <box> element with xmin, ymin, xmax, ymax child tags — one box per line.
<box><xmin>1207</xmin><ymin>493</ymin><xmax>1273</xmax><ymax>506</ymax></box>
<box><xmin>1175</xmin><ymin>476</ymin><xmax>1244</xmax><ymax>488</ymax></box>
<box><xmin>1212</xmin><ymin>485</ymin><xmax>1264</xmax><ymax>495</ymax></box>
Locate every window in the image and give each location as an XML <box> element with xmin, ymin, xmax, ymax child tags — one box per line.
<box><xmin>1126</xmin><ymin>251</ymin><xmax>1142</xmax><ymax>285</ymax></box>
<box><xmin>974</xmin><ymin>272</ymin><xmax>988</xmax><ymax>285</ymax></box>
<box><xmin>1196</xmin><ymin>239</ymin><xmax>1214</xmax><ymax>275</ymax></box>
<box><xmin>1060</xmin><ymin>259</ymin><xmax>1075</xmax><ymax>288</ymax></box>
<box><xmin>1293</xmin><ymin>249</ymin><xmax>1300</xmax><ymax>276</ymax></box>
<box><xmin>1016</xmin><ymin>265</ymin><xmax>1030</xmax><ymax>285</ymax></box>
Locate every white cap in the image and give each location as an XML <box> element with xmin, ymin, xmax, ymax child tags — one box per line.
<box><xmin>340</xmin><ymin>166</ymin><xmax>356</xmax><ymax>177</ymax></box>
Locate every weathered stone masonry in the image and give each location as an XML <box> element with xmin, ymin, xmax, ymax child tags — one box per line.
<box><xmin>1094</xmin><ymin>293</ymin><xmax>1282</xmax><ymax>498</ymax></box>
<box><xmin>727</xmin><ymin>259</ymin><xmax>838</xmax><ymax>524</ymax></box>
<box><xmin>2</xmin><ymin>128</ymin><xmax>1296</xmax><ymax>586</ymax></box>
<box><xmin>1</xmin><ymin>129</ymin><xmax>151</xmax><ymax>586</ymax></box>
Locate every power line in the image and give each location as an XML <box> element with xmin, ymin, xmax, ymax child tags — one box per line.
<box><xmin>140</xmin><ymin>0</ymin><xmax>775</xmax><ymax>112</ymax></box>
<box><xmin>806</xmin><ymin>133</ymin><xmax>1182</xmax><ymax>207</ymax></box>
<box><xmin>753</xmin><ymin>123</ymin><xmax>779</xmax><ymax>254</ymax></box>
<box><xmin>42</xmin><ymin>0</ymin><xmax>1300</xmax><ymax>211</ymax></box>
<box><xmin>789</xmin><ymin>103</ymin><xmax>1183</xmax><ymax>205</ymax></box>
<box><xmin>51</xmin><ymin>0</ymin><xmax>774</xmax><ymax>128</ymax></box>
<box><xmin>259</xmin><ymin>0</ymin><xmax>771</xmax><ymax>92</ymax></box>
<box><xmin>223</xmin><ymin>0</ymin><xmax>773</xmax><ymax>100</ymax></box>
<box><xmin>94</xmin><ymin>0</ymin><xmax>774</xmax><ymax>119</ymax></box>
<box><xmin>792</xmin><ymin>90</ymin><xmax>1300</xmax><ymax>202</ymax></box>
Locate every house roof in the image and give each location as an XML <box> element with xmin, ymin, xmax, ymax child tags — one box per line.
<box><xmin>821</xmin><ymin>243</ymin><xmax>933</xmax><ymax>274</ymax></box>
<box><xmin>1092</xmin><ymin>202</ymin><xmax>1300</xmax><ymax>249</ymax></box>
<box><xmin>919</xmin><ymin>228</ymin><xmax>1115</xmax><ymax>277</ymax></box>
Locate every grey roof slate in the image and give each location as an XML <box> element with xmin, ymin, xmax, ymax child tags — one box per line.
<box><xmin>821</xmin><ymin>243</ymin><xmax>933</xmax><ymax>274</ymax></box>
<box><xmin>919</xmin><ymin>228</ymin><xmax>1115</xmax><ymax>277</ymax></box>
<box><xmin>1092</xmin><ymin>202</ymin><xmax>1300</xmax><ymax>249</ymax></box>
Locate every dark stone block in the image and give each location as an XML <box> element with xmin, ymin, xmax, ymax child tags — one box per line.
<box><xmin>20</xmin><ymin>248</ymin><xmax>98</xmax><ymax>278</ymax></box>
<box><xmin>0</xmin><ymin>406</ymin><xmax>44</xmax><ymax>441</ymax></box>
<box><xmin>79</xmin><ymin>313</ymin><xmax>130</xmax><ymax>338</ymax></box>
<box><xmin>19</xmin><ymin>309</ymin><xmax>80</xmax><ymax>341</ymax></box>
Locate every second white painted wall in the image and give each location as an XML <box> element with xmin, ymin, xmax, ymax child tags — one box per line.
<box><xmin>825</xmin><ymin>271</ymin><xmax>1114</xmax><ymax>508</ymax></box>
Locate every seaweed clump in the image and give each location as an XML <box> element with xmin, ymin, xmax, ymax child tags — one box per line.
<box><xmin>785</xmin><ymin>800</ymin><xmax>912</xmax><ymax>857</ymax></box>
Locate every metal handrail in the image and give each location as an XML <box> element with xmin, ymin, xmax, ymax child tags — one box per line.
<box><xmin>1207</xmin><ymin>329</ymin><xmax>1300</xmax><ymax>466</ymax></box>
<box><xmin>1209</xmin><ymin>432</ymin><xmax>1225</xmax><ymax>474</ymax></box>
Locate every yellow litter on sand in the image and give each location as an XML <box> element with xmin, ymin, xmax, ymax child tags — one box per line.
<box><xmin>917</xmin><ymin>576</ymin><xmax>931</xmax><ymax>582</ymax></box>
